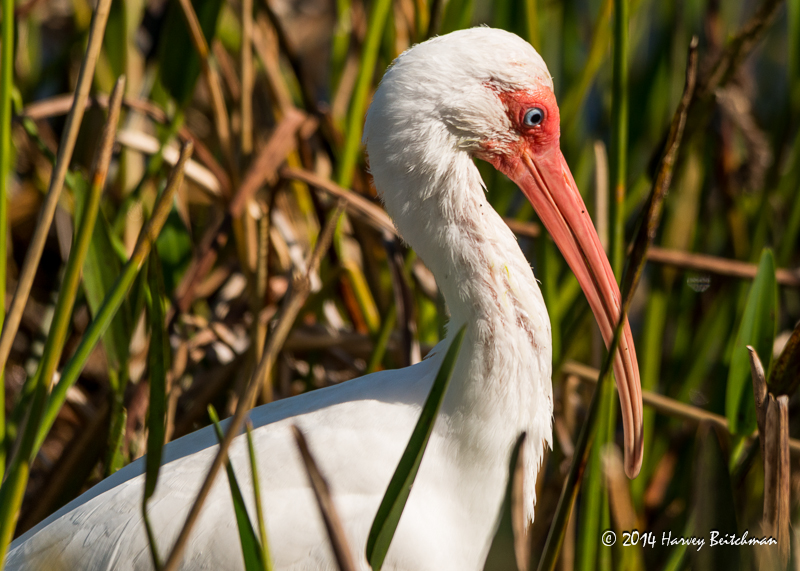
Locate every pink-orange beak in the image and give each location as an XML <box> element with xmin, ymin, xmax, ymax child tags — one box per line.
<box><xmin>508</xmin><ymin>147</ymin><xmax>643</xmax><ymax>479</ymax></box>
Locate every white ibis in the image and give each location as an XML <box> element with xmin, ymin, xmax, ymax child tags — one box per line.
<box><xmin>6</xmin><ymin>27</ymin><xmax>642</xmax><ymax>570</ymax></box>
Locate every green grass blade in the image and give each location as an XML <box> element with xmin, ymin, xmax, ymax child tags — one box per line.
<box><xmin>610</xmin><ymin>0</ymin><xmax>629</xmax><ymax>280</ymax></box>
<box><xmin>105</xmin><ymin>407</ymin><xmax>128</xmax><ymax>476</ymax></box>
<box><xmin>330</xmin><ymin>0</ymin><xmax>352</xmax><ymax>97</ymax></box>
<box><xmin>366</xmin><ymin>305</ymin><xmax>397</xmax><ymax>374</ymax></box>
<box><xmin>143</xmin><ymin>508</ymin><xmax>164</xmax><ymax>571</ymax></box>
<box><xmin>246</xmin><ymin>423</ymin><xmax>274</xmax><ymax>571</ymax></box>
<box><xmin>366</xmin><ymin>324</ymin><xmax>467</xmax><ymax>570</ymax></box>
<box><xmin>631</xmin><ymin>287</ymin><xmax>667</xmax><ymax>502</ymax></box>
<box><xmin>330</xmin><ymin>0</ymin><xmax>389</xmax><ymax>339</ymax></box>
<box><xmin>576</xmin><ymin>378</ymin><xmax>614</xmax><ymax>571</ymax></box>
<box><xmin>778</xmin><ymin>135</ymin><xmax>800</xmax><ymax>266</ymax></box>
<box><xmin>336</xmin><ymin>0</ymin><xmax>392</xmax><ymax>189</ymax></box>
<box><xmin>76</xmin><ymin>174</ymin><xmax>134</xmax><ymax>476</ymax></box>
<box><xmin>144</xmin><ymin>251</ymin><xmax>169</xmax><ymax>500</ymax></box>
<box><xmin>155</xmin><ymin>209</ymin><xmax>193</xmax><ymax>293</ymax></box>
<box><xmin>208</xmin><ymin>406</ymin><xmax>264</xmax><ymax>571</ymax></box>
<box><xmin>103</xmin><ymin>0</ymin><xmax>128</xmax><ymax>80</ymax></box>
<box><xmin>0</xmin><ymin>0</ymin><xmax>14</xmax><ymax>477</ymax></box>
<box><xmin>79</xmin><ymin>195</ymin><xmax>132</xmax><ymax>381</ymax></box>
<box><xmin>662</xmin><ymin>515</ymin><xmax>694</xmax><ymax>571</ymax></box>
<box><xmin>725</xmin><ymin>248</ymin><xmax>778</xmax><ymax>434</ymax></box>
<box><xmin>141</xmin><ymin>250</ymin><xmax>169</xmax><ymax>570</ymax></box>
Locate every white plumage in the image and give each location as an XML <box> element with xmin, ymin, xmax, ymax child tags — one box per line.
<box><xmin>6</xmin><ymin>27</ymin><xmax>642</xmax><ymax>571</ymax></box>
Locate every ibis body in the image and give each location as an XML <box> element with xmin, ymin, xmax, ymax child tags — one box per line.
<box><xmin>6</xmin><ymin>27</ymin><xmax>642</xmax><ymax>571</ymax></box>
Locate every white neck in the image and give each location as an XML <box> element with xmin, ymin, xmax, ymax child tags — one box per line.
<box><xmin>374</xmin><ymin>140</ymin><xmax>554</xmax><ymax>526</ymax></box>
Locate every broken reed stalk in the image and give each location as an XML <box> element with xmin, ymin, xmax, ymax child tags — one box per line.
<box><xmin>161</xmin><ymin>202</ymin><xmax>346</xmax><ymax>571</ymax></box>
<box><xmin>536</xmin><ymin>38</ymin><xmax>698</xmax><ymax>571</ymax></box>
<box><xmin>291</xmin><ymin>426</ymin><xmax>358</xmax><ymax>571</ymax></box>
<box><xmin>762</xmin><ymin>395</ymin><xmax>790</xmax><ymax>569</ymax></box>
<box><xmin>0</xmin><ymin>0</ymin><xmax>114</xmax><ymax>374</ymax></box>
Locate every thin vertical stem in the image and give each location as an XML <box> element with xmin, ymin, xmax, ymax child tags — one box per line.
<box><xmin>610</xmin><ymin>0</ymin><xmax>629</xmax><ymax>280</ymax></box>
<box><xmin>241</xmin><ymin>0</ymin><xmax>254</xmax><ymax>157</ymax></box>
<box><xmin>0</xmin><ymin>0</ymin><xmax>15</xmax><ymax>477</ymax></box>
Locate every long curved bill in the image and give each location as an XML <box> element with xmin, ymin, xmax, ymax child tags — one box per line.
<box><xmin>510</xmin><ymin>147</ymin><xmax>643</xmax><ymax>478</ymax></box>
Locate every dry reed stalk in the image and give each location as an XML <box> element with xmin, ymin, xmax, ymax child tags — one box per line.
<box><xmin>252</xmin><ymin>14</ymin><xmax>295</xmax><ymax>118</ymax></box>
<box><xmin>240</xmin><ymin>0</ymin><xmax>254</xmax><ymax>156</ymax></box>
<box><xmin>762</xmin><ymin>395</ymin><xmax>790</xmax><ymax>569</ymax></box>
<box><xmin>281</xmin><ymin>166</ymin><xmax>397</xmax><ymax>236</ymax></box>
<box><xmin>510</xmin><ymin>433</ymin><xmax>530</xmax><ymax>571</ymax></box>
<box><xmin>176</xmin><ymin>0</ymin><xmax>235</xmax><ymax>177</ymax></box>
<box><xmin>291</xmin><ymin>425</ymin><xmax>358</xmax><ymax>571</ymax></box>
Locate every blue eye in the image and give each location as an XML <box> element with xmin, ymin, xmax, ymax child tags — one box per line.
<box><xmin>523</xmin><ymin>107</ymin><xmax>545</xmax><ymax>127</ymax></box>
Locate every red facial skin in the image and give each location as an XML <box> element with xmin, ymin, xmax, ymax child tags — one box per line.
<box><xmin>477</xmin><ymin>87</ymin><xmax>644</xmax><ymax>479</ymax></box>
<box><xmin>477</xmin><ymin>87</ymin><xmax>561</xmax><ymax>170</ymax></box>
